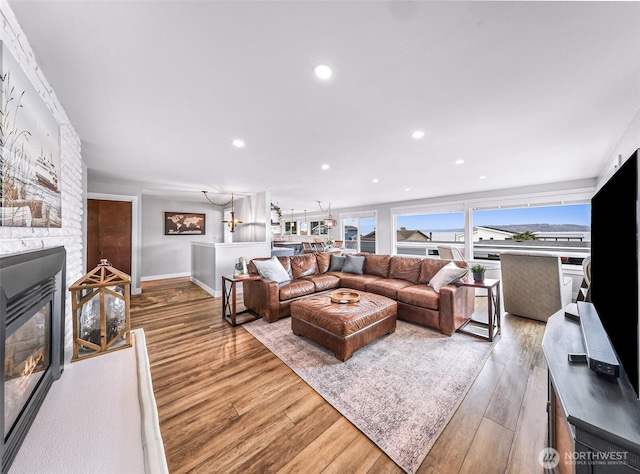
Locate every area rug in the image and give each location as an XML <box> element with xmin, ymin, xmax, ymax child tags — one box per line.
<box><xmin>243</xmin><ymin>317</ymin><xmax>495</xmax><ymax>473</ymax></box>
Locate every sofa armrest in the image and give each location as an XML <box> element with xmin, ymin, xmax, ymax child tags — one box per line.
<box><xmin>242</xmin><ymin>278</ymin><xmax>282</xmax><ymax>322</ymax></box>
<box><xmin>438</xmin><ymin>284</ymin><xmax>475</xmax><ymax>336</ymax></box>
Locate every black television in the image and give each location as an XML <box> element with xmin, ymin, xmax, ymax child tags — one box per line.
<box><xmin>590</xmin><ymin>148</ymin><xmax>640</xmax><ymax>398</ymax></box>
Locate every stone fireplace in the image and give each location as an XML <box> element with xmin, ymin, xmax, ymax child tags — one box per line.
<box><xmin>1</xmin><ymin>246</ymin><xmax>65</xmax><ymax>473</ymax></box>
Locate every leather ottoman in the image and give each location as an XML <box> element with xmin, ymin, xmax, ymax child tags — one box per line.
<box><xmin>291</xmin><ymin>290</ymin><xmax>397</xmax><ymax>361</ymax></box>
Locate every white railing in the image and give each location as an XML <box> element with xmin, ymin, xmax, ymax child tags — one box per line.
<box><xmin>396</xmin><ymin>241</ymin><xmax>590</xmax><ymax>265</ymax></box>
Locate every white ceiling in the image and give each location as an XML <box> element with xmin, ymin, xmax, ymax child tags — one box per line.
<box><xmin>8</xmin><ymin>1</ymin><xmax>640</xmax><ymax>212</ymax></box>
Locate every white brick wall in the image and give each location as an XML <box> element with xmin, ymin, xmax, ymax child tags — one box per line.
<box><xmin>0</xmin><ymin>1</ymin><xmax>84</xmax><ymax>362</ymax></box>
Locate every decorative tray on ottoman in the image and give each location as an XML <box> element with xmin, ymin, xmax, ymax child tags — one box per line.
<box><xmin>330</xmin><ymin>290</ymin><xmax>360</xmax><ymax>304</ymax></box>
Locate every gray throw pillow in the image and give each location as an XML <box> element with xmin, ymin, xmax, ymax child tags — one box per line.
<box><xmin>329</xmin><ymin>254</ymin><xmax>346</xmax><ymax>272</ymax></box>
<box><xmin>428</xmin><ymin>262</ymin><xmax>468</xmax><ymax>293</ymax></box>
<box><xmin>342</xmin><ymin>255</ymin><xmax>365</xmax><ymax>275</ymax></box>
<box><xmin>253</xmin><ymin>256</ymin><xmax>291</xmax><ymax>283</ymax></box>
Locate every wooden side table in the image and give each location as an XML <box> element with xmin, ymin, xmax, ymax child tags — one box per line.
<box><xmin>456</xmin><ymin>278</ymin><xmax>501</xmax><ymax>342</ymax></box>
<box><xmin>221</xmin><ymin>274</ymin><xmax>260</xmax><ymax>326</ymax></box>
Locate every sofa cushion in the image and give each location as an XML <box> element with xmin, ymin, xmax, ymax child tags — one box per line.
<box><xmin>279</xmin><ymin>279</ymin><xmax>316</xmax><ymax>300</ymax></box>
<box><xmin>397</xmin><ymin>285</ymin><xmax>440</xmax><ymax>310</ymax></box>
<box><xmin>342</xmin><ymin>254</ymin><xmax>365</xmax><ymax>274</ymax></box>
<box><xmin>290</xmin><ymin>254</ymin><xmax>319</xmax><ymax>279</ymax></box>
<box><xmin>389</xmin><ymin>256</ymin><xmax>423</xmax><ymax>284</ymax></box>
<box><xmin>429</xmin><ymin>262</ymin><xmax>468</xmax><ymax>293</ymax></box>
<box><xmin>419</xmin><ymin>258</ymin><xmax>449</xmax><ymax>285</ymax></box>
<box><xmin>363</xmin><ymin>254</ymin><xmax>391</xmax><ymax>278</ymax></box>
<box><xmin>303</xmin><ymin>273</ymin><xmax>341</xmax><ymax>291</ymax></box>
<box><xmin>329</xmin><ymin>254</ymin><xmax>346</xmax><ymax>272</ymax></box>
<box><xmin>340</xmin><ymin>274</ymin><xmax>383</xmax><ymax>291</ymax></box>
<box><xmin>316</xmin><ymin>252</ymin><xmax>332</xmax><ymax>273</ymax></box>
<box><xmin>253</xmin><ymin>256</ymin><xmax>291</xmax><ymax>283</ymax></box>
<box><xmin>249</xmin><ymin>256</ymin><xmax>292</xmax><ymax>279</ymax></box>
<box><xmin>278</xmin><ymin>256</ymin><xmax>293</xmax><ymax>278</ymax></box>
<box><xmin>325</xmin><ymin>270</ymin><xmax>350</xmax><ymax>279</ymax></box>
<box><xmin>365</xmin><ymin>278</ymin><xmax>415</xmax><ymax>299</ymax></box>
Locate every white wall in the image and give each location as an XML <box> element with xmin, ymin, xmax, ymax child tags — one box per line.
<box><xmin>226</xmin><ymin>192</ymin><xmax>268</xmax><ymax>243</ymax></box>
<box><xmin>86</xmin><ymin>172</ymin><xmax>270</xmax><ymax>282</ymax></box>
<box><xmin>142</xmin><ymin>197</ymin><xmax>222</xmax><ymax>280</ymax></box>
<box><xmin>598</xmin><ymin>106</ymin><xmax>640</xmax><ymax>186</ymax></box>
<box><xmin>0</xmin><ymin>2</ymin><xmax>84</xmax><ymax>363</ymax></box>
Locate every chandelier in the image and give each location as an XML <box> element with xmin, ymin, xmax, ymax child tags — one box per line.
<box><xmin>202</xmin><ymin>191</ymin><xmax>243</xmax><ymax>232</ymax></box>
<box><xmin>317</xmin><ymin>201</ymin><xmax>336</xmax><ymax>229</ymax></box>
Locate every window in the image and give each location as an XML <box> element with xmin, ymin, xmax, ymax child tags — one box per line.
<box><xmin>341</xmin><ymin>212</ymin><xmax>376</xmax><ymax>253</ymax></box>
<box><xmin>285</xmin><ymin>221</ymin><xmax>297</xmax><ymax>235</ymax></box>
<box><xmin>392</xmin><ymin>193</ymin><xmax>591</xmax><ymax>263</ymax></box>
<box><xmin>394</xmin><ymin>210</ymin><xmax>465</xmax><ymax>256</ymax></box>
<box><xmin>472</xmin><ymin>203</ymin><xmax>590</xmax><ymax>264</ymax></box>
<box><xmin>309</xmin><ymin>220</ymin><xmax>328</xmax><ymax>235</ymax></box>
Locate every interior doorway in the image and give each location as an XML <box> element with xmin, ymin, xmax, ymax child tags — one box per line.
<box><xmin>87</xmin><ymin>199</ymin><xmax>132</xmax><ymax>274</ymax></box>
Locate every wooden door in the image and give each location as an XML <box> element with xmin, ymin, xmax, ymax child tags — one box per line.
<box><xmin>87</xmin><ymin>199</ymin><xmax>132</xmax><ymax>275</ymax></box>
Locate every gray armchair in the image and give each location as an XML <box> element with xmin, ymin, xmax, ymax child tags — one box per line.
<box><xmin>500</xmin><ymin>250</ymin><xmax>573</xmax><ymax>322</ymax></box>
<box><xmin>437</xmin><ymin>245</ymin><xmax>465</xmax><ymax>261</ymax></box>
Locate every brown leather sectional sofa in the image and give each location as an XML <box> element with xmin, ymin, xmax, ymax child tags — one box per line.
<box><xmin>243</xmin><ymin>252</ymin><xmax>475</xmax><ymax>336</ymax></box>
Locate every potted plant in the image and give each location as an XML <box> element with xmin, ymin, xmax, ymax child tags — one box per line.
<box><xmin>325</xmin><ymin>237</ymin><xmax>335</xmax><ymax>248</ymax></box>
<box><xmin>470</xmin><ymin>263</ymin><xmax>486</xmax><ymax>282</ymax></box>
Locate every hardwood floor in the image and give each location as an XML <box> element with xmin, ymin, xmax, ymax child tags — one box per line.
<box><xmin>131</xmin><ymin>278</ymin><xmax>548</xmax><ymax>473</ymax></box>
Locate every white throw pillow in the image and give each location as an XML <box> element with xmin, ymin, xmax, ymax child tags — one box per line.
<box><xmin>253</xmin><ymin>257</ymin><xmax>290</xmax><ymax>283</ymax></box>
<box><xmin>428</xmin><ymin>262</ymin><xmax>468</xmax><ymax>293</ymax></box>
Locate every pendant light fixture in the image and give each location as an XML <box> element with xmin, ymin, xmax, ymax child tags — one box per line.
<box><xmin>222</xmin><ymin>194</ymin><xmax>243</xmax><ymax>232</ymax></box>
<box><xmin>202</xmin><ymin>191</ymin><xmax>243</xmax><ymax>232</ymax></box>
<box><xmin>317</xmin><ymin>201</ymin><xmax>336</xmax><ymax>229</ymax></box>
<box><xmin>301</xmin><ymin>209</ymin><xmax>308</xmax><ymax>235</ymax></box>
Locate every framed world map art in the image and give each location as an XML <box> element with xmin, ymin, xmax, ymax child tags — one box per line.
<box><xmin>164</xmin><ymin>212</ymin><xmax>206</xmax><ymax>235</ymax></box>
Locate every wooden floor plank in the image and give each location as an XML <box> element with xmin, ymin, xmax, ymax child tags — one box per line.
<box><xmin>233</xmin><ymin>402</ymin><xmax>343</xmax><ymax>473</ymax></box>
<box><xmin>273</xmin><ymin>417</ymin><xmax>359</xmax><ymax>474</ymax></box>
<box><xmin>367</xmin><ymin>455</ymin><xmax>406</xmax><ymax>474</ymax></box>
<box><xmin>186</xmin><ymin>412</ymin><xmax>296</xmax><ymax>474</ymax></box>
<box><xmin>321</xmin><ymin>433</ymin><xmax>384</xmax><ymax>474</ymax></box>
<box><xmin>484</xmin><ymin>362</ymin><xmax>532</xmax><ymax>431</ymax></box>
<box><xmin>505</xmin><ymin>365</ymin><xmax>548</xmax><ymax>474</ymax></box>
<box><xmin>284</xmin><ymin>390</ymin><xmax>331</xmax><ymax>424</ymax></box>
<box><xmin>131</xmin><ymin>277</ymin><xmax>548</xmax><ymax>474</ymax></box>
<box><xmin>418</xmin><ymin>359</ymin><xmax>505</xmax><ymax>473</ymax></box>
<box><xmin>484</xmin><ymin>313</ymin><xmax>544</xmax><ymax>431</ymax></box>
<box><xmin>458</xmin><ymin>417</ymin><xmax>515</xmax><ymax>474</ymax></box>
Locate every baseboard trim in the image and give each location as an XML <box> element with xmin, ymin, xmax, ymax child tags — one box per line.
<box><xmin>191</xmin><ymin>276</ymin><xmax>220</xmax><ymax>298</ymax></box>
<box><xmin>141</xmin><ymin>272</ymin><xmax>190</xmax><ymax>282</ymax></box>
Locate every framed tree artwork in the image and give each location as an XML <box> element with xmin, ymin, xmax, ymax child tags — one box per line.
<box><xmin>0</xmin><ymin>41</ymin><xmax>62</xmax><ymax>228</ymax></box>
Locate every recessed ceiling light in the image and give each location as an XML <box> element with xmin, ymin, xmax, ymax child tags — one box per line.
<box><xmin>454</xmin><ymin>159</ymin><xmax>464</xmax><ymax>165</ymax></box>
<box><xmin>321</xmin><ymin>164</ymin><xmax>330</xmax><ymax>170</ymax></box>
<box><xmin>372</xmin><ymin>178</ymin><xmax>379</xmax><ymax>183</ymax></box>
<box><xmin>479</xmin><ymin>175</ymin><xmax>486</xmax><ymax>180</ymax></box>
<box><xmin>405</xmin><ymin>188</ymin><xmax>411</xmax><ymax>192</ymax></box>
<box><xmin>313</xmin><ymin>64</ymin><xmax>332</xmax><ymax>80</ymax></box>
<box><xmin>232</xmin><ymin>139</ymin><xmax>245</xmax><ymax>148</ymax></box>
<box><xmin>411</xmin><ymin>131</ymin><xmax>424</xmax><ymax>139</ymax></box>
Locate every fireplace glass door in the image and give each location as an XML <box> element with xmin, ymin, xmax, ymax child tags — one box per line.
<box><xmin>4</xmin><ymin>303</ymin><xmax>50</xmax><ymax>437</ymax></box>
